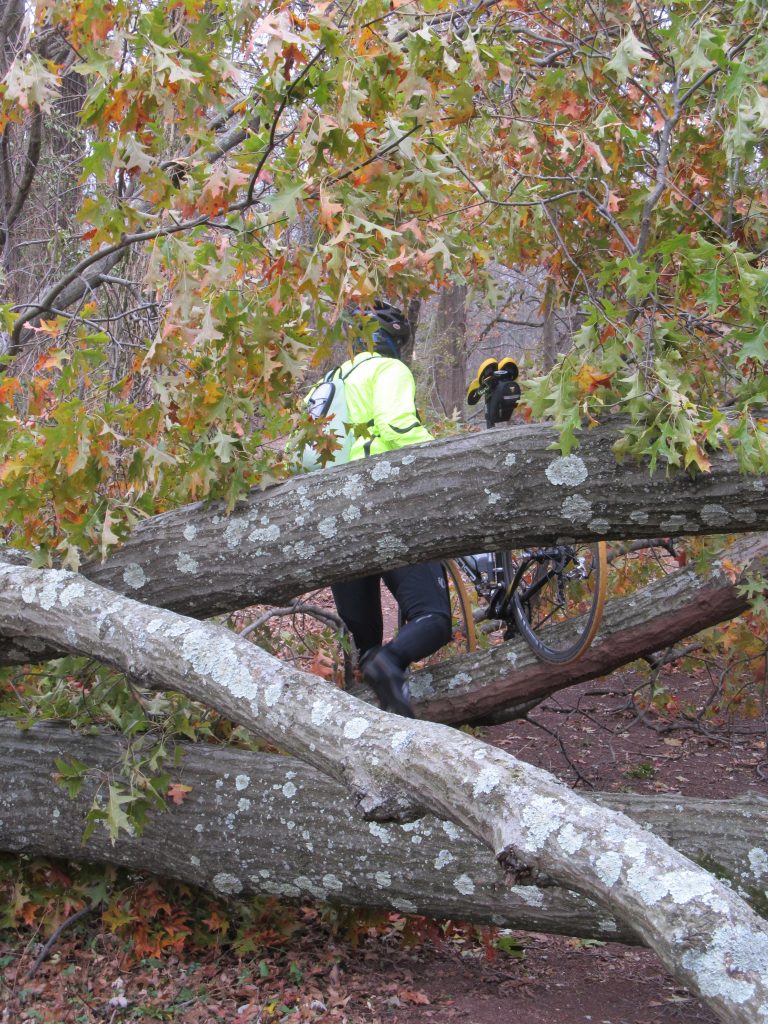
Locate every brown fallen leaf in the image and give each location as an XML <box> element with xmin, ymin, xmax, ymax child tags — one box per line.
<box><xmin>399</xmin><ymin>988</ymin><xmax>431</xmax><ymax>1005</ymax></box>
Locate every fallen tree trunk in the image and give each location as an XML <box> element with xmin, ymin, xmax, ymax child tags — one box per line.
<box><xmin>3</xmin><ymin>422</ymin><xmax>766</xmax><ymax>668</ymax></box>
<box><xmin>1</xmin><ymin>561</ymin><xmax>767</xmax><ymax>1024</ymax></box>
<box><xmin>2</xmin><ymin>721</ymin><xmax>765</xmax><ymax>944</ymax></box>
<box><xmin>410</xmin><ymin>534</ymin><xmax>768</xmax><ymax>725</ymax></box>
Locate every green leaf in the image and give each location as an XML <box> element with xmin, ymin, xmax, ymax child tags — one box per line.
<box><xmin>106</xmin><ymin>784</ymin><xmax>135</xmax><ymax>843</ymax></box>
<box><xmin>605</xmin><ymin>28</ymin><xmax>654</xmax><ymax>83</ymax></box>
<box><xmin>211</xmin><ymin>429</ymin><xmax>235</xmax><ymax>463</ymax></box>
<box><xmin>702</xmin><ymin>261</ymin><xmax>724</xmax><ymax>314</ymax></box>
<box><xmin>54</xmin><ymin>757</ymin><xmax>89</xmax><ymax>798</ymax></box>
<box><xmin>736</xmin><ymin>323</ymin><xmax>768</xmax><ymax>366</ymax></box>
<box><xmin>268</xmin><ymin>182</ymin><xmax>305</xmax><ymax>221</ymax></box>
<box><xmin>495</xmin><ymin>934</ymin><xmax>526</xmax><ymax>958</ymax></box>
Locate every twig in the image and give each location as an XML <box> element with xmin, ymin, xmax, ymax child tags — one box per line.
<box><xmin>239</xmin><ymin>601</ymin><xmax>355</xmax><ymax>687</ymax></box>
<box><xmin>26</xmin><ymin>906</ymin><xmax>95</xmax><ymax>979</ymax></box>
<box><xmin>526</xmin><ymin>713</ymin><xmax>595</xmax><ymax>789</ymax></box>
<box><xmin>239</xmin><ymin>600</ymin><xmax>346</xmax><ymax>638</ymax></box>
<box><xmin>245</xmin><ymin>48</ymin><xmax>326</xmax><ymax>206</ymax></box>
<box><xmin>644</xmin><ymin>643</ymin><xmax>702</xmax><ymax>671</ymax></box>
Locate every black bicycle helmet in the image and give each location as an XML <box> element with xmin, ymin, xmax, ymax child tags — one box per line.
<box><xmin>370</xmin><ymin>300</ymin><xmax>411</xmax><ymax>346</ymax></box>
<box><xmin>349</xmin><ymin>300</ymin><xmax>411</xmax><ymax>358</ymax></box>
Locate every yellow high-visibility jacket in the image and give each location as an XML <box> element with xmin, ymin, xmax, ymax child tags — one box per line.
<box><xmin>338</xmin><ymin>352</ymin><xmax>433</xmax><ymax>460</ymax></box>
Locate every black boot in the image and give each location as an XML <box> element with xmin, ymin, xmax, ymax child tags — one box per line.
<box><xmin>361</xmin><ymin>646</ymin><xmax>415</xmax><ymax>718</ymax></box>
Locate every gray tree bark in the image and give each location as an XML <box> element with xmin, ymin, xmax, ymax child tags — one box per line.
<box><xmin>2</xmin><ymin>721</ymin><xmax>765</xmax><ymax>943</ymax></box>
<box><xmin>70</xmin><ymin>423</ymin><xmax>768</xmax><ymax>613</ymax></box>
<box><xmin>1</xmin><ymin>419</ymin><xmax>765</xmax><ymax>670</ymax></box>
<box><xmin>433</xmin><ymin>283</ymin><xmax>468</xmax><ymax>417</ymax></box>
<box><xmin>1</xmin><ymin>560</ymin><xmax>767</xmax><ymax>1024</ymax></box>
<box><xmin>540</xmin><ymin>276</ymin><xmax>558</xmax><ymax>371</ymax></box>
<box><xmin>407</xmin><ymin>534</ymin><xmax>767</xmax><ymax>725</ymax></box>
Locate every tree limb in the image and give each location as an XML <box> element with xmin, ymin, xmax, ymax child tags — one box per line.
<box><xmin>409</xmin><ymin>534</ymin><xmax>768</xmax><ymax>726</ymax></box>
<box><xmin>1</xmin><ymin>422</ymin><xmax>766</xmax><ymax>667</ymax></box>
<box><xmin>2</xmin><ymin>721</ymin><xmax>766</xmax><ymax>944</ymax></box>
<box><xmin>0</xmin><ymin>109</ymin><xmax>42</xmax><ymax>245</ymax></box>
<box><xmin>0</xmin><ymin>561</ymin><xmax>767</xmax><ymax>1023</ymax></box>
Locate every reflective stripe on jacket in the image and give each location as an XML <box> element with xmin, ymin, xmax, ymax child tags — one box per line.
<box><xmin>338</xmin><ymin>352</ymin><xmax>433</xmax><ymax>461</ymax></box>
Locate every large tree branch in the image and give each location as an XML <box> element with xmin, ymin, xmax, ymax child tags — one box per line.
<box><xmin>64</xmin><ymin>424</ymin><xmax>768</xmax><ymax>610</ymax></box>
<box><xmin>3</xmin><ymin>721</ymin><xmax>766</xmax><ymax>943</ymax></box>
<box><xmin>409</xmin><ymin>534</ymin><xmax>768</xmax><ymax>726</ymax></box>
<box><xmin>0</xmin><ymin>561</ymin><xmax>767</xmax><ymax>1023</ymax></box>
<box><xmin>2</xmin><ymin>422</ymin><xmax>765</xmax><ymax>667</ymax></box>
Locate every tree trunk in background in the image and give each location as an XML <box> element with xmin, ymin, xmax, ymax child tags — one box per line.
<box><xmin>47</xmin><ymin>67</ymin><xmax>86</xmax><ymax>224</ymax></box>
<box><xmin>0</xmin><ymin>0</ymin><xmax>28</xmax><ymax>301</ymax></box>
<box><xmin>541</xmin><ymin>276</ymin><xmax>558</xmax><ymax>371</ymax></box>
<box><xmin>2</xmin><ymin>722</ymin><xmax>766</xmax><ymax>942</ymax></box>
<box><xmin>402</xmin><ymin>297</ymin><xmax>420</xmax><ymax>366</ymax></box>
<box><xmin>434</xmin><ymin>283</ymin><xmax>468</xmax><ymax>418</ymax></box>
<box><xmin>0</xmin><ymin>14</ymin><xmax>87</xmax><ymax>351</ymax></box>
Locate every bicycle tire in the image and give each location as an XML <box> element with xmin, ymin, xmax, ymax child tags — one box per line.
<box><xmin>397</xmin><ymin>559</ymin><xmax>477</xmax><ymax>665</ymax></box>
<box><xmin>443</xmin><ymin>557</ymin><xmax>477</xmax><ymax>657</ymax></box>
<box><xmin>508</xmin><ymin>541</ymin><xmax>608</xmax><ymax>664</ymax></box>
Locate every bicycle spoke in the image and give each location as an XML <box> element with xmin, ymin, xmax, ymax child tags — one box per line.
<box><xmin>511</xmin><ymin>542</ymin><xmax>608</xmax><ymax>664</ymax></box>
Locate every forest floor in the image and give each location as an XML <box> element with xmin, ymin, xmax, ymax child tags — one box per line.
<box><xmin>1</xmin><ymin>664</ymin><xmax>766</xmax><ymax>1024</ymax></box>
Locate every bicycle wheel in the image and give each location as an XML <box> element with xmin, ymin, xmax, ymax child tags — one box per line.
<box><xmin>398</xmin><ymin>559</ymin><xmax>477</xmax><ymax>666</ymax></box>
<box><xmin>508</xmin><ymin>541</ymin><xmax>607</xmax><ymax>664</ymax></box>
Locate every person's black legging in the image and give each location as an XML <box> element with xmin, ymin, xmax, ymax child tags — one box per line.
<box><xmin>331</xmin><ymin>560</ymin><xmax>452</xmax><ymax>669</ymax></box>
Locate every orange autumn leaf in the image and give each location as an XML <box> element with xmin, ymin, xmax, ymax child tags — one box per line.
<box><xmin>351</xmin><ymin>159</ymin><xmax>387</xmax><ymax>185</ymax></box>
<box><xmin>399</xmin><ymin>989</ymin><xmax>431</xmax><ymax>1005</ymax></box>
<box><xmin>21</xmin><ymin>902</ymin><xmax>38</xmax><ymax>926</ymax></box>
<box><xmin>719</xmin><ymin>559</ymin><xmax>739</xmax><ymax>585</ymax></box>
<box><xmin>31</xmin><ymin>319</ymin><xmax>61</xmax><ymax>338</ymax></box>
<box><xmin>605</xmin><ymin>191</ymin><xmax>623</xmax><ymax>213</ymax></box>
<box><xmin>559</xmin><ymin>91</ymin><xmax>583</xmax><ymax>118</ymax></box>
<box><xmin>650</xmin><ymin>108</ymin><xmax>666</xmax><ymax>133</ymax></box>
<box><xmin>308</xmin><ymin>651</ymin><xmax>336</xmax><ymax>680</ymax></box>
<box><xmin>349</xmin><ymin>120</ymin><xmax>378</xmax><ymax>139</ymax></box>
<box><xmin>202</xmin><ymin>380</ymin><xmax>222</xmax><ymax>405</ymax></box>
<box><xmin>398</xmin><ymin>217</ymin><xmax>425</xmax><ymax>242</ymax></box>
<box><xmin>319</xmin><ymin>190</ymin><xmax>343</xmax><ymax>231</ymax></box>
<box><xmin>0</xmin><ymin>377</ymin><xmax>21</xmax><ymax>403</ymax></box>
<box><xmin>202</xmin><ymin>909</ymin><xmax>229</xmax><ymax>932</ymax></box>
<box><xmin>574</xmin><ymin>365</ymin><xmax>613</xmax><ymax>394</ymax></box>
<box><xmin>167</xmin><ymin>783</ymin><xmax>192</xmax><ymax>806</ymax></box>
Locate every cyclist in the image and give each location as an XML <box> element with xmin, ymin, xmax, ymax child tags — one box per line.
<box><xmin>328</xmin><ymin>301</ymin><xmax>452</xmax><ymax>718</ymax></box>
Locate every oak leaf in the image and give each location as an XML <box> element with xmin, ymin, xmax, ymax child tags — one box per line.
<box><xmin>167</xmin><ymin>783</ymin><xmax>193</xmax><ymax>806</ymax></box>
<box><xmin>574</xmin><ymin>365</ymin><xmax>613</xmax><ymax>394</ymax></box>
<box><xmin>319</xmin><ymin>190</ymin><xmax>343</xmax><ymax>231</ymax></box>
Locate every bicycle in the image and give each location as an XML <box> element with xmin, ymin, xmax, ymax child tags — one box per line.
<box><xmin>262</xmin><ymin>357</ymin><xmax>606</xmax><ymax>682</ymax></box>
<box><xmin>421</xmin><ymin>358</ymin><xmax>608</xmax><ymax>667</ymax></box>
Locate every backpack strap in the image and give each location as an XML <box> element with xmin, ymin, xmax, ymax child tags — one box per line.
<box><xmin>337</xmin><ymin>352</ymin><xmax>378</xmax><ymax>382</ymax></box>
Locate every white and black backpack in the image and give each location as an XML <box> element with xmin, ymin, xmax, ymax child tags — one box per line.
<box><xmin>301</xmin><ymin>357</ymin><xmax>373</xmax><ymax>471</ymax></box>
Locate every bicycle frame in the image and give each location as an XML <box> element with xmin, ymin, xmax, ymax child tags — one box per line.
<box><xmin>455</xmin><ymin>552</ymin><xmax>503</xmax><ymax>600</ymax></box>
<box><xmin>445</xmin><ymin>358</ymin><xmax>608</xmax><ymax>665</ymax></box>
<box><xmin>456</xmin><ymin>536</ymin><xmax>605</xmax><ymax>656</ymax></box>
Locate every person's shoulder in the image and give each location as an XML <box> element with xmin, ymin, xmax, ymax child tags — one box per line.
<box><xmin>373</xmin><ymin>355</ymin><xmax>412</xmax><ymax>377</ymax></box>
